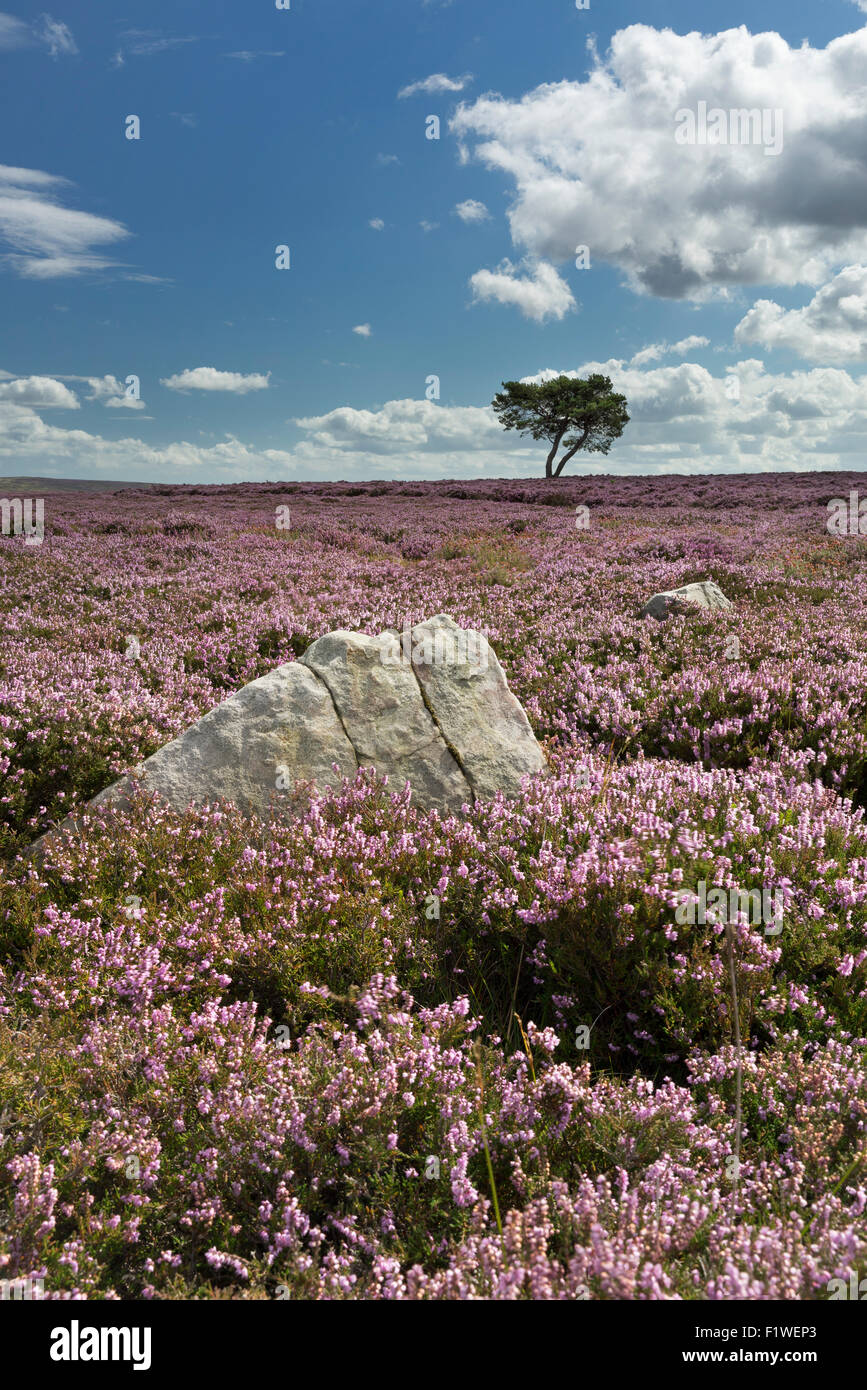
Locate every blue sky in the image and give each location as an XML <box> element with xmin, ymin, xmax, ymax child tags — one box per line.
<box><xmin>3</xmin><ymin>0</ymin><xmax>867</xmax><ymax>480</ymax></box>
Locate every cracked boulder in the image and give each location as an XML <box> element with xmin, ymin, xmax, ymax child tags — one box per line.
<box><xmin>29</xmin><ymin>614</ymin><xmax>548</xmax><ymax>849</ymax></box>
<box><xmin>300</xmin><ymin>627</ymin><xmax>469</xmax><ymax>814</ymax></box>
<box><xmin>407</xmin><ymin>615</ymin><xmax>546</xmax><ymax>801</ymax></box>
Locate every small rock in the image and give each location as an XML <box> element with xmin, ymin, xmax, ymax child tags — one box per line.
<box><xmin>640</xmin><ymin>581</ymin><xmax>733</xmax><ymax>621</ymax></box>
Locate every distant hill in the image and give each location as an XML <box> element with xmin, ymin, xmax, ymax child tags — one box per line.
<box><xmin>0</xmin><ymin>477</ymin><xmax>155</xmax><ymax>494</ymax></box>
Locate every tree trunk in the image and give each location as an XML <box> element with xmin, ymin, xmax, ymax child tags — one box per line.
<box><xmin>553</xmin><ymin>424</ymin><xmax>591</xmax><ymax>477</ymax></box>
<box><xmin>545</xmin><ymin>428</ymin><xmax>566</xmax><ymax>478</ymax></box>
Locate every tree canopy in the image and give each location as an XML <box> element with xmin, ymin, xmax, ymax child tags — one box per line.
<box><xmin>491</xmin><ymin>374</ymin><xmax>629</xmax><ymax>477</ymax></box>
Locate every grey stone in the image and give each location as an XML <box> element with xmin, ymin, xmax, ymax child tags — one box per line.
<box><xmin>640</xmin><ymin>581</ymin><xmax>733</xmax><ymax>621</ymax></box>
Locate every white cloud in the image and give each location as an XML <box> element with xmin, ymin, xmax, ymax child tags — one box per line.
<box><xmin>224</xmin><ymin>51</ymin><xmax>284</xmax><ymax>61</ymax></box>
<box><xmin>451</xmin><ymin>23</ymin><xmax>867</xmax><ymax>301</ymax></box>
<box><xmin>34</xmin><ymin>14</ymin><xmax>76</xmax><ymax>58</ymax></box>
<box><xmin>398</xmin><ymin>72</ymin><xmax>473</xmax><ymax>99</ymax></box>
<box><xmin>0</xmin><ymin>401</ymin><xmax>301</xmax><ymax>479</ymax></box>
<box><xmin>352</xmin><ymin>324</ymin><xmax>372</xmax><ymax>337</ymax></box>
<box><xmin>0</xmin><ymin>375</ymin><xmax>78</xmax><ymax>408</ymax></box>
<box><xmin>377</xmin><ymin>153</ymin><xmax>400</xmax><ymax>166</ymax></box>
<box><xmin>419</xmin><ymin>220</ymin><xmax>439</xmax><ymax>233</ymax></box>
<box><xmin>0</xmin><ymin>12</ymin><xmax>31</xmax><ymax>49</ymax></box>
<box><xmin>123</xmin><ymin>272</ymin><xmax>172</xmax><ymax>285</ymax></box>
<box><xmin>161</xmin><ymin>367</ymin><xmax>271</xmax><ymax>394</ymax></box>
<box><xmin>670</xmin><ymin>335</ymin><xmax>711</xmax><ymax>356</ymax></box>
<box><xmin>630</xmin><ymin>335</ymin><xmax>710</xmax><ymax>366</ymax></box>
<box><xmin>295</xmin><ymin>398</ymin><xmax>500</xmax><ymax>454</ymax></box>
<box><xmin>469</xmin><ymin>257</ymin><xmax>576</xmax><ymax>322</ymax></box>
<box><xmin>735</xmin><ymin>265</ymin><xmax>867</xmax><ymax>362</ymax></box>
<box><xmin>290</xmin><ymin>360</ymin><xmax>867</xmax><ymax>474</ymax></box>
<box><xmin>116</xmin><ymin>30</ymin><xmax>198</xmax><ymax>58</ymax></box>
<box><xmin>455</xmin><ymin>199</ymin><xmax>490</xmax><ymax>223</ymax></box>
<box><xmin>0</xmin><ymin>12</ymin><xmax>76</xmax><ymax>55</ymax></box>
<box><xmin>0</xmin><ymin>165</ymin><xmax>130</xmax><ymax>279</ymax></box>
<box><xmin>368</xmin><ymin>218</ymin><xmax>385</xmax><ymax>230</ymax></box>
<box><xmin>86</xmin><ymin>375</ymin><xmax>145</xmax><ymax>409</ymax></box>
<box><xmin>516</xmin><ymin>357</ymin><xmax>867</xmax><ymax>469</ymax></box>
<box><xmin>10</xmin><ymin>356</ymin><xmax>867</xmax><ymax>479</ymax></box>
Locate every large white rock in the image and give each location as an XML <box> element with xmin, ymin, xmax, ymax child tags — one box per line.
<box><xmin>29</xmin><ymin>615</ymin><xmax>547</xmax><ymax>850</ymax></box>
<box><xmin>640</xmin><ymin>581</ymin><xmax>733</xmax><ymax>621</ymax></box>
<box><xmin>81</xmin><ymin>660</ymin><xmax>356</xmax><ymax>821</ymax></box>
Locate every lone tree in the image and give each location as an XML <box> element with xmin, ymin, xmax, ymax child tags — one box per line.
<box><xmin>492</xmin><ymin>373</ymin><xmax>629</xmax><ymax>478</ymax></box>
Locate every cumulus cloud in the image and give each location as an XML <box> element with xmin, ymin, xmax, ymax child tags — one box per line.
<box><xmin>0</xmin><ymin>375</ymin><xmax>78</xmax><ymax>408</ymax></box>
<box><xmin>735</xmin><ymin>266</ymin><xmax>867</xmax><ymax>362</ymax></box>
<box><xmin>398</xmin><ymin>72</ymin><xmax>473</xmax><ymax>99</ymax></box>
<box><xmin>469</xmin><ymin>258</ymin><xmax>576</xmax><ymax>322</ymax></box>
<box><xmin>289</xmin><ymin>360</ymin><xmax>867</xmax><ymax>474</ymax></box>
<box><xmin>352</xmin><ymin>324</ymin><xmax>372</xmax><ymax>337</ymax></box>
<box><xmin>160</xmin><ymin>367</ymin><xmax>271</xmax><ymax>394</ymax></box>
<box><xmin>517</xmin><ymin>357</ymin><xmax>867</xmax><ymax>469</ymax></box>
<box><xmin>419</xmin><ymin>220</ymin><xmax>439</xmax><ymax>233</ymax></box>
<box><xmin>86</xmin><ymin>375</ymin><xmax>145</xmax><ymax>409</ymax></box>
<box><xmin>368</xmin><ymin>218</ymin><xmax>385</xmax><ymax>230</ymax></box>
<box><xmin>0</xmin><ymin>401</ymin><xmax>303</xmax><ymax>479</ymax></box>
<box><xmin>455</xmin><ymin>199</ymin><xmax>490</xmax><ymax>223</ymax></box>
<box><xmin>450</xmin><ymin>23</ymin><xmax>867</xmax><ymax>302</ymax></box>
<box><xmin>294</xmin><ymin>398</ymin><xmax>501</xmax><ymax>454</ymax></box>
<box><xmin>630</xmin><ymin>335</ymin><xmax>710</xmax><ymax>367</ymax></box>
<box><xmin>9</xmin><ymin>356</ymin><xmax>867</xmax><ymax>479</ymax></box>
<box><xmin>0</xmin><ymin>165</ymin><xmax>130</xmax><ymax>278</ymax></box>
